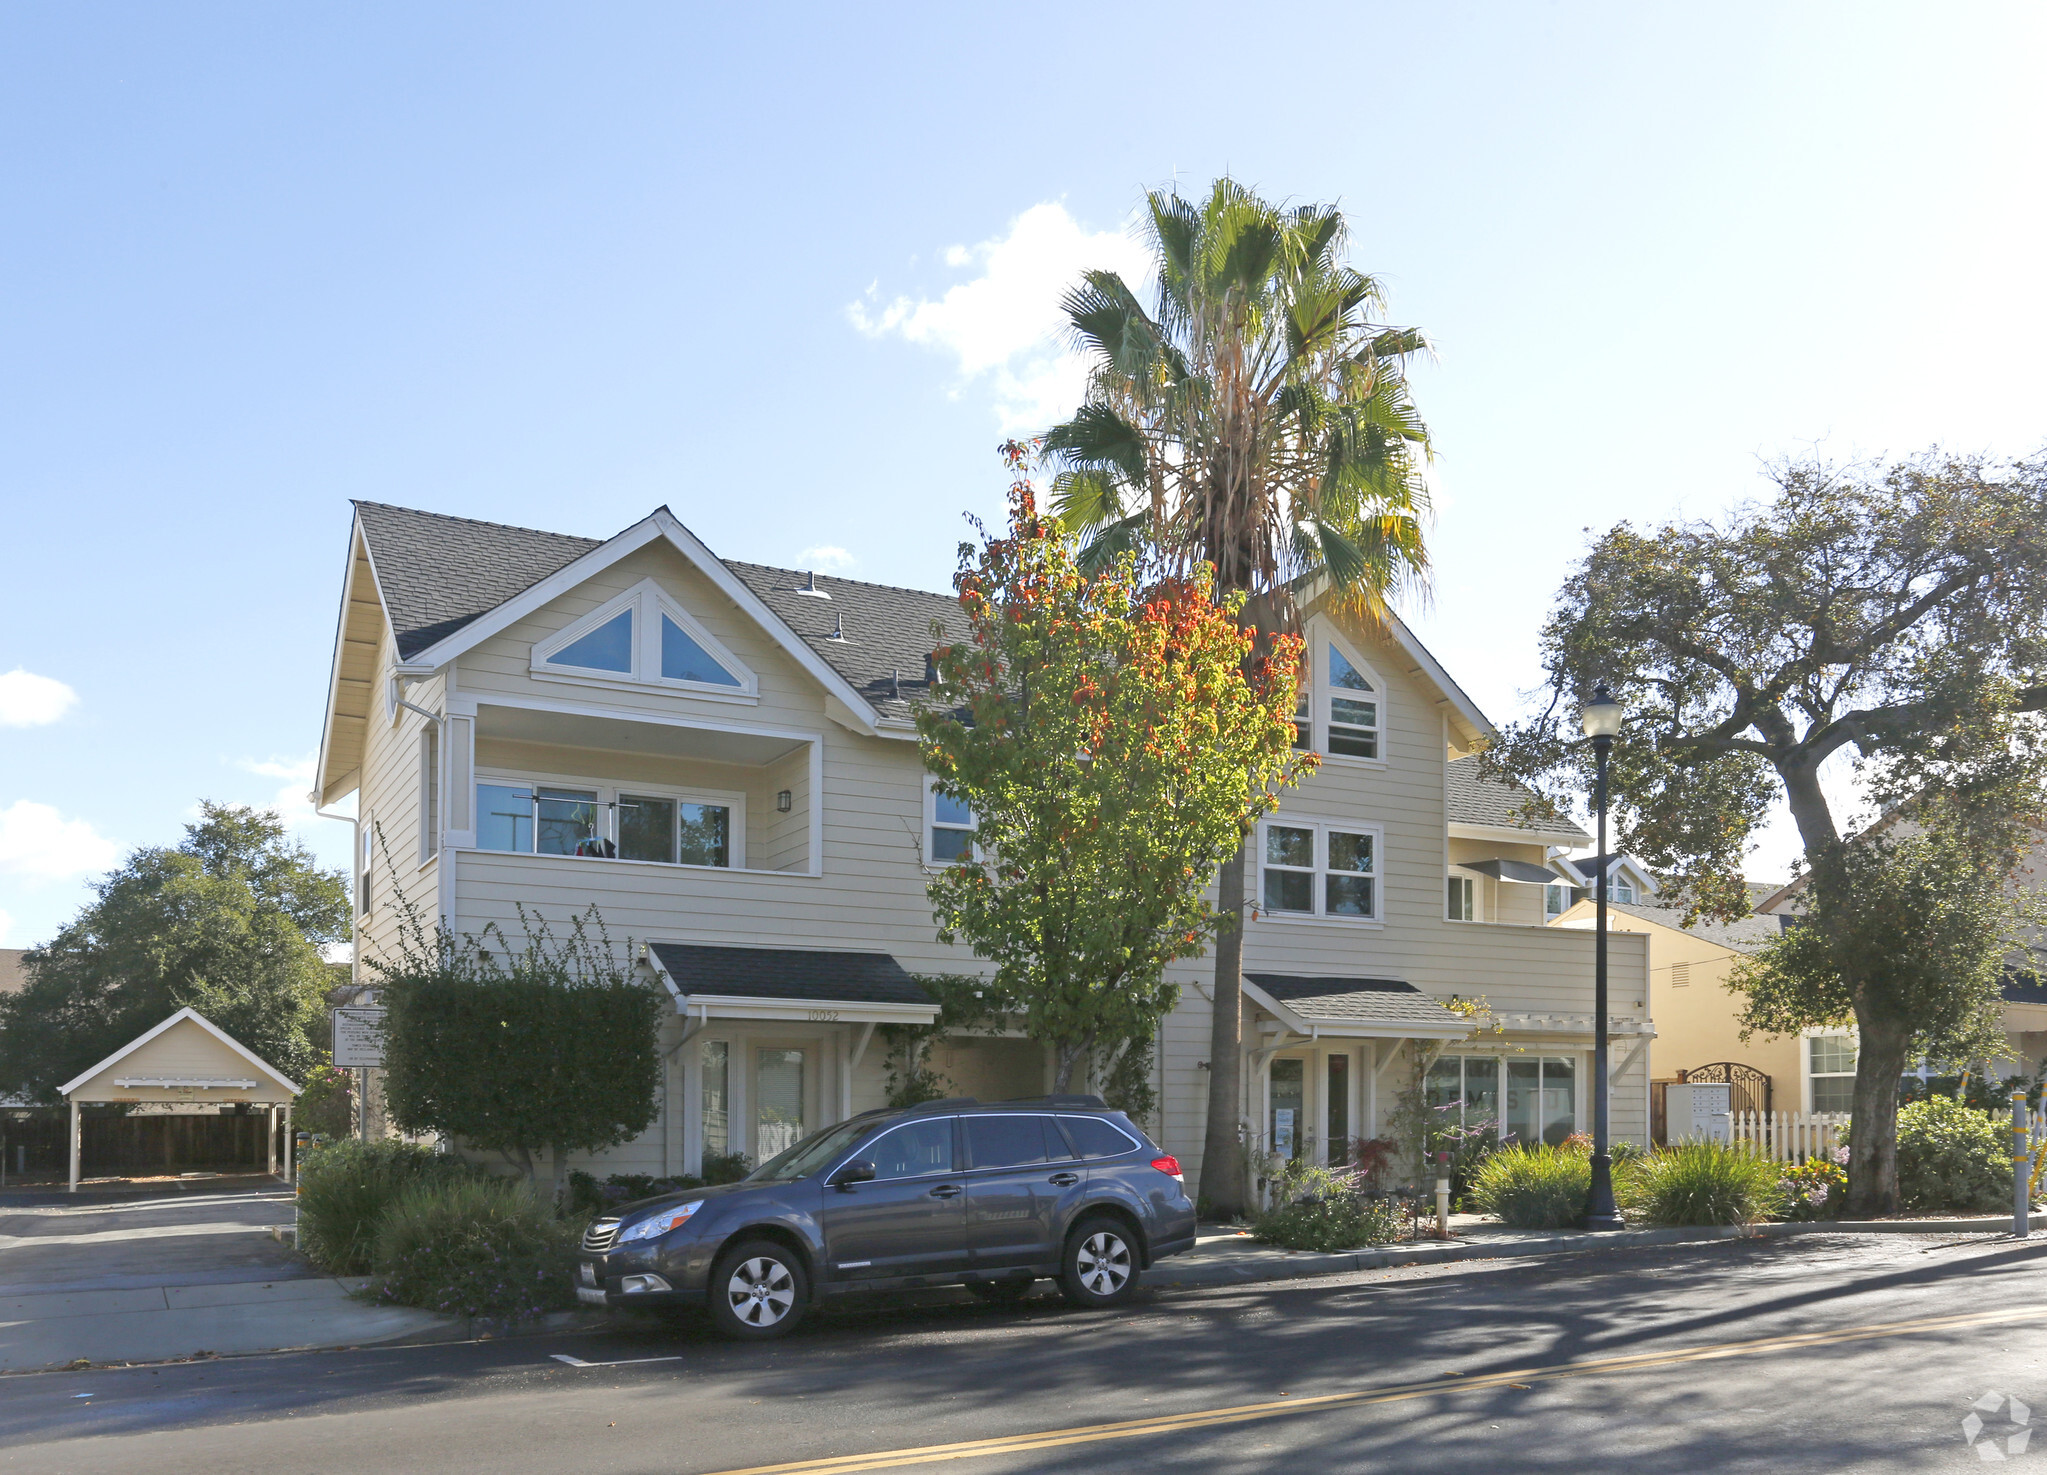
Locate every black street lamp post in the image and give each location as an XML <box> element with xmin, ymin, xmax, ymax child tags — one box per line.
<box><xmin>1581</xmin><ymin>684</ymin><xmax>1626</xmax><ymax>1232</ymax></box>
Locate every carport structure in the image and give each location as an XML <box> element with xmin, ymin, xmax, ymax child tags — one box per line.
<box><xmin>57</xmin><ymin>1007</ymin><xmax>302</xmax><ymax>1193</ymax></box>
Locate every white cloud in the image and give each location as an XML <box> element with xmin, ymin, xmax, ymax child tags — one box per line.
<box><xmin>0</xmin><ymin>800</ymin><xmax>120</xmax><ymax>880</ymax></box>
<box><xmin>798</xmin><ymin>545</ymin><xmax>855</xmax><ymax>571</ymax></box>
<box><xmin>0</xmin><ymin>669</ymin><xmax>79</xmax><ymax>728</ymax></box>
<box><xmin>237</xmin><ymin>754</ymin><xmax>318</xmax><ymax>825</ymax></box>
<box><xmin>848</xmin><ymin>202</ymin><xmax>1153</xmax><ymax>433</ymax></box>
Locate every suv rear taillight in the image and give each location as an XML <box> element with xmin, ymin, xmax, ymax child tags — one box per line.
<box><xmin>1151</xmin><ymin>1155</ymin><xmax>1184</xmax><ymax>1182</ymax></box>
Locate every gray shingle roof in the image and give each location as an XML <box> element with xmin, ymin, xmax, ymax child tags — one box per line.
<box><xmin>648</xmin><ymin>943</ymin><xmax>934</xmax><ymax>1006</ymax></box>
<box><xmin>1244</xmin><ymin>973</ymin><xmax>1469</xmax><ymax>1028</ymax></box>
<box><xmin>1600</xmin><ymin>899</ymin><xmax>1788</xmax><ymax>955</ymax></box>
<box><xmin>1446</xmin><ymin>757</ymin><xmax>1590</xmax><ymax>841</ymax></box>
<box><xmin>352</xmin><ymin>502</ymin><xmax>962</xmax><ymax>715</ymax></box>
<box><xmin>355</xmin><ymin>502</ymin><xmax>601</xmax><ymax>659</ymax></box>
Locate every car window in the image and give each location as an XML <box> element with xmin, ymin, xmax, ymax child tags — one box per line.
<box><xmin>867</xmin><ymin>1118</ymin><xmax>955</xmax><ymax>1180</ymax></box>
<box><xmin>745</xmin><ymin>1119</ymin><xmax>871</xmax><ymax>1183</ymax></box>
<box><xmin>1059</xmin><ymin>1115</ymin><xmax>1141</xmax><ymax>1159</ymax></box>
<box><xmin>964</xmin><ymin>1114</ymin><xmax>1051</xmax><ymax>1170</ymax></box>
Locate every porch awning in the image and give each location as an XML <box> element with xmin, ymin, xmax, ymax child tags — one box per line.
<box><xmin>1242</xmin><ymin>974</ymin><xmax>1473</xmax><ymax>1041</ymax></box>
<box><xmin>1453</xmin><ymin>858</ymin><xmax>1560</xmax><ymax>885</ymax></box>
<box><xmin>644</xmin><ymin>943</ymin><xmax>941</xmax><ymax>1025</ymax></box>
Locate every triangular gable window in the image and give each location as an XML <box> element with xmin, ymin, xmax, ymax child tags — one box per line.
<box><xmin>662</xmin><ymin>615</ymin><xmax>742</xmax><ymax>687</ymax></box>
<box><xmin>547</xmin><ymin>610</ymin><xmax>634</xmax><ymax>673</ymax></box>
<box><xmin>531</xmin><ymin>578</ymin><xmax>757</xmax><ymax>699</ymax></box>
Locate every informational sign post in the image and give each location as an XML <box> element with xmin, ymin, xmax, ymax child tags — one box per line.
<box><xmin>331</xmin><ymin>1007</ymin><xmax>388</xmax><ymax>1069</ymax></box>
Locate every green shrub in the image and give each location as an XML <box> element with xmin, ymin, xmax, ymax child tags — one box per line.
<box><xmin>701</xmin><ymin>1150</ymin><xmax>752</xmax><ymax>1185</ymax></box>
<box><xmin>1895</xmin><ymin>1096</ymin><xmax>2009</xmax><ymax>1213</ymax></box>
<box><xmin>1252</xmin><ymin>1163</ymin><xmax>1407</xmax><ymax>1251</ymax></box>
<box><xmin>1468</xmin><ymin>1145</ymin><xmax>1591</xmax><ymax>1229</ymax></box>
<box><xmin>367</xmin><ymin>1176</ymin><xmax>582</xmax><ymax>1325</ymax></box>
<box><xmin>565</xmin><ymin>1169</ymin><xmax>705</xmax><ymax>1218</ymax></box>
<box><xmin>1621</xmin><ymin>1143</ymin><xmax>1785</xmax><ymax>1226</ymax></box>
<box><xmin>297</xmin><ymin>1138</ymin><xmax>477</xmax><ymax>1274</ymax></box>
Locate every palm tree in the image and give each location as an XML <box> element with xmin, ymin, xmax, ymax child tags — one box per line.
<box><xmin>1043</xmin><ymin>178</ymin><xmax>1432</xmax><ymax>1215</ymax></box>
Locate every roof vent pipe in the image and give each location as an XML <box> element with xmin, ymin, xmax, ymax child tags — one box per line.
<box><xmin>891</xmin><ymin>668</ymin><xmax>901</xmax><ymax>700</ymax></box>
<box><xmin>829</xmin><ymin>612</ymin><xmax>846</xmax><ymax>641</ymax></box>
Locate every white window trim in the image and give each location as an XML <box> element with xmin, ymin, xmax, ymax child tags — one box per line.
<box><xmin>1447</xmin><ymin>873</ymin><xmax>1477</xmax><ymax>923</ymax></box>
<box><xmin>1425</xmin><ymin>1049</ymin><xmax>1587</xmax><ymax>1147</ymax></box>
<box><xmin>1298</xmin><ymin>623</ymin><xmax>1388</xmax><ymax>769</ymax></box>
<box><xmin>472</xmin><ymin>766</ymin><xmax>751</xmax><ymax>871</ymax></box>
<box><xmin>923</xmin><ymin>775</ymin><xmax>975</xmax><ymax>870</ymax></box>
<box><xmin>1801</xmin><ymin>1029</ymin><xmax>1858</xmax><ymax>1114</ymax></box>
<box><xmin>530</xmin><ymin>577</ymin><xmax>760</xmax><ymax>701</ymax></box>
<box><xmin>1256</xmin><ymin>815</ymin><xmax>1385</xmax><ymax>926</ymax></box>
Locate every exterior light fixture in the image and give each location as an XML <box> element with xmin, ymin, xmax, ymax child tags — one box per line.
<box><xmin>1580</xmin><ymin>685</ymin><xmax>1624</xmax><ymax>740</ymax></box>
<box><xmin>776</xmin><ymin>790</ymin><xmax>793</xmax><ymax>813</ymax></box>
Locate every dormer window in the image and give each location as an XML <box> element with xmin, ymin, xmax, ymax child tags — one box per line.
<box><xmin>532</xmin><ymin>579</ymin><xmax>757</xmax><ymax>698</ymax></box>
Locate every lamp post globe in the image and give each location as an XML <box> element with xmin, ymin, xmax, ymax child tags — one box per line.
<box><xmin>1582</xmin><ymin>682</ymin><xmax>1626</xmax><ymax>1232</ymax></box>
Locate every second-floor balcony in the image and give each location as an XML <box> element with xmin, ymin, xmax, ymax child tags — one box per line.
<box><xmin>454</xmin><ymin>699</ymin><xmax>820</xmax><ymax>877</ymax></box>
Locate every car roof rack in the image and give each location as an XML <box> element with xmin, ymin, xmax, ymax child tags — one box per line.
<box><xmin>901</xmin><ymin>1096</ymin><xmax>979</xmax><ymax>1114</ymax></box>
<box><xmin>985</xmin><ymin>1094</ymin><xmax>1108</xmax><ymax>1109</ymax></box>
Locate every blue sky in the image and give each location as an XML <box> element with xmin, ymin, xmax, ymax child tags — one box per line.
<box><xmin>2</xmin><ymin>3</ymin><xmax>2043</xmax><ymax>946</ymax></box>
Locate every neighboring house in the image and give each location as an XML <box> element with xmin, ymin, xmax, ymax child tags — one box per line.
<box><xmin>1547</xmin><ymin>888</ymin><xmax>1852</xmax><ymax>1132</ymax></box>
<box><xmin>1755</xmin><ymin>839</ymin><xmax>2047</xmax><ymax>1087</ymax></box>
<box><xmin>313</xmin><ymin>501</ymin><xmax>1650</xmax><ymax>1193</ymax></box>
<box><xmin>0</xmin><ymin>948</ymin><xmax>24</xmax><ymax>1001</ymax></box>
<box><xmin>1546</xmin><ymin>852</ymin><xmax>1660</xmax><ymax>918</ymax></box>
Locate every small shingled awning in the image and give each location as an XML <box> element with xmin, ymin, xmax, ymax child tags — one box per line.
<box><xmin>643</xmin><ymin>943</ymin><xmax>941</xmax><ymax>1025</ymax></box>
<box><xmin>1454</xmin><ymin>858</ymin><xmax>1561</xmax><ymax>885</ymax></box>
<box><xmin>1241</xmin><ymin>975</ymin><xmax>1472</xmax><ymax>1040</ymax></box>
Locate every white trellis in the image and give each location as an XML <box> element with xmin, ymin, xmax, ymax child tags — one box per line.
<box><xmin>1730</xmin><ymin>1110</ymin><xmax>1850</xmax><ymax>1163</ymax></box>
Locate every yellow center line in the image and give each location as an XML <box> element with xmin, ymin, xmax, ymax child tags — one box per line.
<box><xmin>696</xmin><ymin>1304</ymin><xmax>2047</xmax><ymax>1475</ymax></box>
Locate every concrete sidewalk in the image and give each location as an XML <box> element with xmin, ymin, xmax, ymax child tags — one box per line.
<box><xmin>1145</xmin><ymin>1215</ymin><xmax>2027</xmax><ymax>1289</ymax></box>
<box><xmin>0</xmin><ymin>1277</ymin><xmax>455</xmax><ymax>1370</ymax></box>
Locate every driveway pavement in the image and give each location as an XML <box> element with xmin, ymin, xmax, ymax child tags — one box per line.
<box><xmin>0</xmin><ymin>1187</ymin><xmax>452</xmax><ymax>1369</ymax></box>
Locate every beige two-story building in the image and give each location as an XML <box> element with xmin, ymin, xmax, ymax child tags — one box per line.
<box><xmin>315</xmin><ymin>502</ymin><xmax>1650</xmax><ymax>1194</ymax></box>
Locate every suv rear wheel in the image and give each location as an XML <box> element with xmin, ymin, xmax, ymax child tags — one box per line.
<box><xmin>708</xmin><ymin>1239</ymin><xmax>809</xmax><ymax>1341</ymax></box>
<box><xmin>1058</xmin><ymin>1216</ymin><xmax>1139</xmax><ymax>1308</ymax></box>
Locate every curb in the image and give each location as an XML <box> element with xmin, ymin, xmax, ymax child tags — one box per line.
<box><xmin>1147</xmin><ymin>1218</ymin><xmax>2032</xmax><ymax>1289</ymax></box>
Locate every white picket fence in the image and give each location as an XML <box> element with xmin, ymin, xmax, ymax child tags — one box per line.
<box><xmin>1730</xmin><ymin>1110</ymin><xmax>1850</xmax><ymax>1163</ymax></box>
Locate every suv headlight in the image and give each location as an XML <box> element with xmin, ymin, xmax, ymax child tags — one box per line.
<box><xmin>619</xmin><ymin>1201</ymin><xmax>704</xmax><ymax>1243</ymax></box>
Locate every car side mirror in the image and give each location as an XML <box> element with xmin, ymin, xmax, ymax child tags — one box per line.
<box><xmin>831</xmin><ymin>1160</ymin><xmax>877</xmax><ymax>1189</ymax></box>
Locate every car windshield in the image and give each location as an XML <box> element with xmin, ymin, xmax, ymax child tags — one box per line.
<box><xmin>744</xmin><ymin>1119</ymin><xmax>875</xmax><ymax>1183</ymax></box>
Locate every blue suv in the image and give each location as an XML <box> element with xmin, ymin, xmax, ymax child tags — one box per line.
<box><xmin>574</xmin><ymin>1096</ymin><xmax>1197</xmax><ymax>1340</ymax></box>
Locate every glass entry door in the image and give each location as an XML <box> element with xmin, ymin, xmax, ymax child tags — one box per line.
<box><xmin>756</xmin><ymin>1048</ymin><xmax>807</xmax><ymax>1159</ymax></box>
<box><xmin>1270</xmin><ymin>1058</ymin><xmax>1306</xmax><ymax>1161</ymax></box>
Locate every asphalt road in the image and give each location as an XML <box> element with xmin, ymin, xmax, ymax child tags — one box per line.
<box><xmin>0</xmin><ymin>1188</ymin><xmax>304</xmax><ymax>1296</ymax></box>
<box><xmin>4</xmin><ymin>1232</ymin><xmax>2045</xmax><ymax>1473</ymax></box>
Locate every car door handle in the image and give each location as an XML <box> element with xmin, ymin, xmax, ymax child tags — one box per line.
<box><xmin>1048</xmin><ymin>1173</ymin><xmax>1080</xmax><ymax>1187</ymax></box>
<box><xmin>929</xmin><ymin>1184</ymin><xmax>963</xmax><ymax>1199</ymax></box>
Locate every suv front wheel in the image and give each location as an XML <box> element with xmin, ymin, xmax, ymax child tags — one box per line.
<box><xmin>1058</xmin><ymin>1216</ymin><xmax>1140</xmax><ymax>1309</ymax></box>
<box><xmin>708</xmin><ymin>1239</ymin><xmax>810</xmax><ymax>1341</ymax></box>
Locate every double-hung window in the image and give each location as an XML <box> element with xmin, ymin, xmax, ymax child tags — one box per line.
<box><xmin>1447</xmin><ymin>874</ymin><xmax>1476</xmax><ymax>921</ymax></box>
<box><xmin>1324</xmin><ymin>644</ymin><xmax>1380</xmax><ymax>759</ymax></box>
<box><xmin>476</xmin><ymin>776</ymin><xmax>739</xmax><ymax>868</ymax></box>
<box><xmin>1809</xmin><ymin>1036</ymin><xmax>1856</xmax><ymax>1113</ymax></box>
<box><xmin>1260</xmin><ymin>819</ymin><xmax>1380</xmax><ymax>921</ymax></box>
<box><xmin>1291</xmin><ymin>638</ymin><xmax>1384</xmax><ymax>759</ymax></box>
<box><xmin>929</xmin><ymin>784</ymin><xmax>974</xmax><ymax>864</ymax></box>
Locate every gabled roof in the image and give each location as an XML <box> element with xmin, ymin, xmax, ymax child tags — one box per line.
<box><xmin>1446</xmin><ymin>757</ymin><xmax>1591</xmax><ymax>843</ymax></box>
<box><xmin>349</xmin><ymin>502</ymin><xmax>963</xmax><ymax>729</ymax></box>
<box><xmin>1559</xmin><ymin>896</ymin><xmax>1786</xmax><ymax>955</ymax></box>
<box><xmin>57</xmin><ymin>1008</ymin><xmax>303</xmax><ymax>1100</ymax></box>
